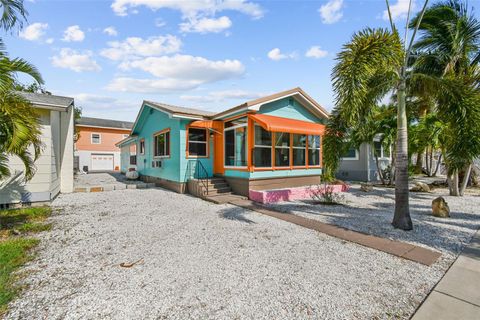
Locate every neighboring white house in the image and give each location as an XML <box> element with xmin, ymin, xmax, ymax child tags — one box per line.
<box><xmin>336</xmin><ymin>139</ymin><xmax>392</xmax><ymax>182</ymax></box>
<box><xmin>0</xmin><ymin>92</ymin><xmax>74</xmax><ymax>206</ymax></box>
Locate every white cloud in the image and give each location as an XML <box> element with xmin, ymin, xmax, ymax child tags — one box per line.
<box><xmin>181</xmin><ymin>89</ymin><xmax>265</xmax><ymax>103</ymax></box>
<box><xmin>103</xmin><ymin>26</ymin><xmax>118</xmax><ymax>36</ymax></box>
<box><xmin>46</xmin><ymin>38</ymin><xmax>54</xmax><ymax>44</ymax></box>
<box><xmin>62</xmin><ymin>25</ymin><xmax>85</xmax><ymax>42</ymax></box>
<box><xmin>319</xmin><ymin>0</ymin><xmax>344</xmax><ymax>24</ymax></box>
<box><xmin>107</xmin><ymin>55</ymin><xmax>245</xmax><ymax>93</ymax></box>
<box><xmin>72</xmin><ymin>93</ymin><xmax>139</xmax><ymax>120</ymax></box>
<box><xmin>305</xmin><ymin>46</ymin><xmax>328</xmax><ymax>59</ymax></box>
<box><xmin>111</xmin><ymin>0</ymin><xmax>264</xmax><ymax>19</ymax></box>
<box><xmin>383</xmin><ymin>0</ymin><xmax>416</xmax><ymax>21</ymax></box>
<box><xmin>51</xmin><ymin>48</ymin><xmax>101</xmax><ymax>72</ymax></box>
<box><xmin>19</xmin><ymin>22</ymin><xmax>48</xmax><ymax>41</ymax></box>
<box><xmin>120</xmin><ymin>54</ymin><xmax>244</xmax><ymax>81</ymax></box>
<box><xmin>180</xmin><ymin>16</ymin><xmax>232</xmax><ymax>33</ymax></box>
<box><xmin>267</xmin><ymin>48</ymin><xmax>296</xmax><ymax>61</ymax></box>
<box><xmin>106</xmin><ymin>77</ymin><xmax>203</xmax><ymax>93</ymax></box>
<box><xmin>100</xmin><ymin>35</ymin><xmax>182</xmax><ymax>61</ymax></box>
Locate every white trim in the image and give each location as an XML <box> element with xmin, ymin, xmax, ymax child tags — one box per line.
<box><xmin>153</xmin><ymin>131</ymin><xmax>170</xmax><ymax>157</ymax></box>
<box><xmin>171</xmin><ymin>114</ymin><xmax>205</xmax><ymax>120</ymax></box>
<box><xmin>91</xmin><ymin>133</ymin><xmax>101</xmax><ymax>144</ymax></box>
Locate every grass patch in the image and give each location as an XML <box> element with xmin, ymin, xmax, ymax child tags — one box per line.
<box><xmin>0</xmin><ymin>207</ymin><xmax>52</xmax><ymax>235</ymax></box>
<box><xmin>0</xmin><ymin>206</ymin><xmax>52</xmax><ymax>316</ymax></box>
<box><xmin>0</xmin><ymin>238</ymin><xmax>39</xmax><ymax>316</ymax></box>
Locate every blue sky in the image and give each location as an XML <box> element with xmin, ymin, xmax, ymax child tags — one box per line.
<box><xmin>4</xmin><ymin>0</ymin><xmax>479</xmax><ymax>121</ymax></box>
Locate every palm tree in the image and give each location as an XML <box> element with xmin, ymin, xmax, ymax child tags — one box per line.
<box><xmin>0</xmin><ymin>0</ymin><xmax>27</xmax><ymax>31</ymax></box>
<box><xmin>411</xmin><ymin>0</ymin><xmax>480</xmax><ymax>195</ymax></box>
<box><xmin>327</xmin><ymin>0</ymin><xmax>430</xmax><ymax>230</ymax></box>
<box><xmin>0</xmin><ymin>1</ymin><xmax>45</xmax><ymax>181</ymax></box>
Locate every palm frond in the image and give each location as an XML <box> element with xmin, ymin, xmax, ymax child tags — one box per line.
<box><xmin>0</xmin><ymin>0</ymin><xmax>27</xmax><ymax>32</ymax></box>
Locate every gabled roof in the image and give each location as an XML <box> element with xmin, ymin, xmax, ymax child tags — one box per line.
<box><xmin>76</xmin><ymin>117</ymin><xmax>133</xmax><ymax>130</ymax></box>
<box><xmin>18</xmin><ymin>92</ymin><xmax>74</xmax><ymax>111</ymax></box>
<box><xmin>213</xmin><ymin>87</ymin><xmax>330</xmax><ymax>120</ymax></box>
<box><xmin>129</xmin><ymin>88</ymin><xmax>329</xmax><ymax>135</ymax></box>
<box><xmin>144</xmin><ymin>101</ymin><xmax>215</xmax><ymax>118</ymax></box>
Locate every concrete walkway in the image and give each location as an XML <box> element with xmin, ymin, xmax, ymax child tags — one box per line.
<box><xmin>412</xmin><ymin>229</ymin><xmax>480</xmax><ymax>320</ymax></box>
<box><xmin>229</xmin><ymin>199</ymin><xmax>442</xmax><ymax>266</ymax></box>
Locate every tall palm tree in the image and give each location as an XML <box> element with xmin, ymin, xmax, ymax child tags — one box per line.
<box><xmin>0</xmin><ymin>0</ymin><xmax>45</xmax><ymax>181</ymax></box>
<box><xmin>327</xmin><ymin>0</ymin><xmax>429</xmax><ymax>230</ymax></box>
<box><xmin>411</xmin><ymin>0</ymin><xmax>480</xmax><ymax>195</ymax></box>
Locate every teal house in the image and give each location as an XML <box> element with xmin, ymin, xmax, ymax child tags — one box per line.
<box><xmin>117</xmin><ymin>88</ymin><xmax>329</xmax><ymax>198</ymax></box>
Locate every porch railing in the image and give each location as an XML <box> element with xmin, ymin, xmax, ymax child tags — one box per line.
<box><xmin>187</xmin><ymin>160</ymin><xmax>209</xmax><ymax>195</ymax></box>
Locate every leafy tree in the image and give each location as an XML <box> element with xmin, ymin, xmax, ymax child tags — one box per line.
<box><xmin>411</xmin><ymin>0</ymin><xmax>480</xmax><ymax>195</ymax></box>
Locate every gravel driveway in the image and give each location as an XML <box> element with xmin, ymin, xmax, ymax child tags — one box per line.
<box><xmin>5</xmin><ymin>188</ymin><xmax>450</xmax><ymax>319</ymax></box>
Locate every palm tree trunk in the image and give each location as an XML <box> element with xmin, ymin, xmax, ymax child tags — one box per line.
<box><xmin>375</xmin><ymin>152</ymin><xmax>386</xmax><ymax>185</ymax></box>
<box><xmin>425</xmin><ymin>148</ymin><xmax>430</xmax><ymax>175</ymax></box>
<box><xmin>449</xmin><ymin>169</ymin><xmax>460</xmax><ymax>196</ymax></box>
<box><xmin>392</xmin><ymin>78</ymin><xmax>413</xmax><ymax>230</ymax></box>
<box><xmin>429</xmin><ymin>149</ymin><xmax>434</xmax><ymax>176</ymax></box>
<box><xmin>433</xmin><ymin>153</ymin><xmax>442</xmax><ymax>176</ymax></box>
<box><xmin>415</xmin><ymin>150</ymin><xmax>424</xmax><ymax>174</ymax></box>
<box><xmin>459</xmin><ymin>163</ymin><xmax>472</xmax><ymax>196</ymax></box>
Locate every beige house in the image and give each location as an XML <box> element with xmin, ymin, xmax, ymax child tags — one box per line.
<box><xmin>0</xmin><ymin>92</ymin><xmax>75</xmax><ymax>206</ymax></box>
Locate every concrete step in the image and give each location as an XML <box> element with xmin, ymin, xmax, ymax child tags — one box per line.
<box><xmin>204</xmin><ymin>187</ymin><xmax>232</xmax><ymax>195</ymax></box>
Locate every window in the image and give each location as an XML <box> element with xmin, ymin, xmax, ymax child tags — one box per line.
<box><xmin>341</xmin><ymin>146</ymin><xmax>358</xmax><ymax>160</ymax></box>
<box><xmin>130</xmin><ymin>155</ymin><xmax>137</xmax><ymax>165</ymax></box>
<box><xmin>374</xmin><ymin>141</ymin><xmax>391</xmax><ymax>159</ymax></box>
<box><xmin>154</xmin><ymin>130</ymin><xmax>170</xmax><ymax>157</ymax></box>
<box><xmin>275</xmin><ymin>132</ymin><xmax>290</xmax><ymax>167</ymax></box>
<box><xmin>253</xmin><ymin>125</ymin><xmax>272</xmax><ymax>167</ymax></box>
<box><xmin>292</xmin><ymin>134</ymin><xmax>306</xmax><ymax>166</ymax></box>
<box><xmin>308</xmin><ymin>135</ymin><xmax>321</xmax><ymax>166</ymax></box>
<box><xmin>139</xmin><ymin>139</ymin><xmax>145</xmax><ymax>155</ymax></box>
<box><xmin>224</xmin><ymin>123</ymin><xmax>247</xmax><ymax>167</ymax></box>
<box><xmin>188</xmin><ymin>128</ymin><xmax>208</xmax><ymax>157</ymax></box>
<box><xmin>91</xmin><ymin>133</ymin><xmax>101</xmax><ymax>144</ymax></box>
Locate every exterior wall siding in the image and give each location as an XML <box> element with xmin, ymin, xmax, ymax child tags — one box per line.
<box><xmin>134</xmin><ymin>106</ymin><xmax>182</xmax><ymax>183</ymax></box>
<box><xmin>258</xmin><ymin>98</ymin><xmax>321</xmax><ymax>123</ymax></box>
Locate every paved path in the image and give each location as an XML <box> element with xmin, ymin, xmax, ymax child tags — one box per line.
<box><xmin>229</xmin><ymin>199</ymin><xmax>442</xmax><ymax>266</ymax></box>
<box><xmin>412</xmin><ymin>229</ymin><xmax>480</xmax><ymax>320</ymax></box>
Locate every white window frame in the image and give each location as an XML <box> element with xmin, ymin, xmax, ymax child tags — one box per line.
<box><xmin>188</xmin><ymin>128</ymin><xmax>208</xmax><ymax>158</ymax></box>
<box><xmin>341</xmin><ymin>144</ymin><xmax>359</xmax><ymax>160</ymax></box>
<box><xmin>373</xmin><ymin>139</ymin><xmax>391</xmax><ymax>160</ymax></box>
<box><xmin>153</xmin><ymin>131</ymin><xmax>170</xmax><ymax>158</ymax></box>
<box><xmin>292</xmin><ymin>133</ymin><xmax>307</xmax><ymax>167</ymax></box>
<box><xmin>91</xmin><ymin>133</ymin><xmax>101</xmax><ymax>144</ymax></box>
<box><xmin>224</xmin><ymin>124</ymin><xmax>248</xmax><ymax>169</ymax></box>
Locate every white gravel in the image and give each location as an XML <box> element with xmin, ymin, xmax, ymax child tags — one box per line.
<box><xmin>5</xmin><ymin>188</ymin><xmax>455</xmax><ymax>319</ymax></box>
<box><xmin>267</xmin><ymin>185</ymin><xmax>480</xmax><ymax>265</ymax></box>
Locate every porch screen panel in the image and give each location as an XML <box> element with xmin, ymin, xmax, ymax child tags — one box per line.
<box><xmin>308</xmin><ymin>135</ymin><xmax>321</xmax><ymax>166</ymax></box>
<box><xmin>225</xmin><ymin>130</ymin><xmax>235</xmax><ymax>166</ymax></box>
<box><xmin>275</xmin><ymin>132</ymin><xmax>290</xmax><ymax>167</ymax></box>
<box><xmin>293</xmin><ymin>134</ymin><xmax>306</xmax><ymax>166</ymax></box>
<box><xmin>235</xmin><ymin>127</ymin><xmax>247</xmax><ymax>166</ymax></box>
<box><xmin>254</xmin><ymin>125</ymin><xmax>272</xmax><ymax>167</ymax></box>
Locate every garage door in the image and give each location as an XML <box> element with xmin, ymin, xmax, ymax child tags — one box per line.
<box><xmin>91</xmin><ymin>154</ymin><xmax>114</xmax><ymax>171</ymax></box>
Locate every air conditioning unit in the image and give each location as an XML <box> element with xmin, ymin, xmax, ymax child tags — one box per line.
<box><xmin>152</xmin><ymin>160</ymin><xmax>162</xmax><ymax>168</ymax></box>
